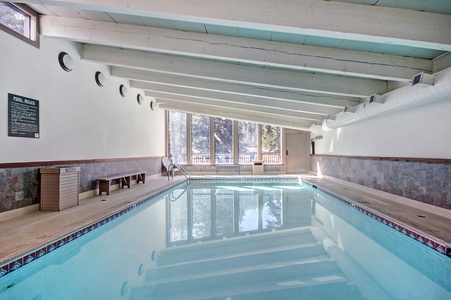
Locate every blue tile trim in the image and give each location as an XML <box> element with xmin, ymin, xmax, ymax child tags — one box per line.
<box><xmin>302</xmin><ymin>180</ymin><xmax>451</xmax><ymax>258</ymax></box>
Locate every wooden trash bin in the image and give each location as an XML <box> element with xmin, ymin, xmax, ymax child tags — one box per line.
<box><xmin>40</xmin><ymin>166</ymin><xmax>80</xmax><ymax>211</ymax></box>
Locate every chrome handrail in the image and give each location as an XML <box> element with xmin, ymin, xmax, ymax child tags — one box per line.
<box><xmin>167</xmin><ymin>163</ymin><xmax>191</xmax><ymax>182</ymax></box>
<box><xmin>178</xmin><ymin>165</ymin><xmax>191</xmax><ymax>182</ymax></box>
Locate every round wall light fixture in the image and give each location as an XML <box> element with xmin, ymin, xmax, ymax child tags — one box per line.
<box><xmin>95</xmin><ymin>71</ymin><xmax>106</xmax><ymax>87</ymax></box>
<box><xmin>137</xmin><ymin>94</ymin><xmax>144</xmax><ymax>105</ymax></box>
<box><xmin>119</xmin><ymin>84</ymin><xmax>128</xmax><ymax>97</ymax></box>
<box><xmin>150</xmin><ymin>101</ymin><xmax>155</xmax><ymax>111</ymax></box>
<box><xmin>58</xmin><ymin>52</ymin><xmax>74</xmax><ymax>72</ymax></box>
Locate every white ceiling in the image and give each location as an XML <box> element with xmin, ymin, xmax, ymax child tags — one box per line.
<box><xmin>17</xmin><ymin>0</ymin><xmax>451</xmax><ymax>130</ymax></box>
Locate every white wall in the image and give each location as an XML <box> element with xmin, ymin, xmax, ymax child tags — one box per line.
<box><xmin>314</xmin><ymin>100</ymin><xmax>451</xmax><ymax>159</ymax></box>
<box><xmin>0</xmin><ymin>30</ymin><xmax>166</xmax><ymax>162</ymax></box>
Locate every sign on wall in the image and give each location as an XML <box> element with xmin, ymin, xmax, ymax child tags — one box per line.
<box><xmin>8</xmin><ymin>93</ymin><xmax>40</xmax><ymax>138</ymax></box>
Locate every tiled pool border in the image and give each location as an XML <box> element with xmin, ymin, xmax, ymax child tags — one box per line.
<box><xmin>0</xmin><ymin>176</ymin><xmax>299</xmax><ymax>278</ymax></box>
<box><xmin>2</xmin><ymin>175</ymin><xmax>448</xmax><ymax>279</ymax></box>
<box><xmin>302</xmin><ymin>180</ymin><xmax>451</xmax><ymax>258</ymax></box>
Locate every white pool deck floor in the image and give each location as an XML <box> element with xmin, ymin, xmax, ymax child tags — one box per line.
<box><xmin>0</xmin><ymin>173</ymin><xmax>450</xmax><ymax>266</ymax></box>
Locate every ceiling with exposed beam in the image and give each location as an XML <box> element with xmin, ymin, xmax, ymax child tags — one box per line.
<box><xmin>17</xmin><ymin>0</ymin><xmax>451</xmax><ymax>130</ymax></box>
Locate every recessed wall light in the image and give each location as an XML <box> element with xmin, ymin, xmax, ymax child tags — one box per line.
<box><xmin>119</xmin><ymin>84</ymin><xmax>128</xmax><ymax>97</ymax></box>
<box><xmin>137</xmin><ymin>94</ymin><xmax>143</xmax><ymax>105</ymax></box>
<box><xmin>58</xmin><ymin>52</ymin><xmax>73</xmax><ymax>72</ymax></box>
<box><xmin>95</xmin><ymin>71</ymin><xmax>106</xmax><ymax>87</ymax></box>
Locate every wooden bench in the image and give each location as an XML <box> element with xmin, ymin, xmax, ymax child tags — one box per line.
<box><xmin>97</xmin><ymin>171</ymin><xmax>146</xmax><ymax>195</ymax></box>
<box><xmin>216</xmin><ymin>165</ymin><xmax>241</xmax><ymax>174</ymax></box>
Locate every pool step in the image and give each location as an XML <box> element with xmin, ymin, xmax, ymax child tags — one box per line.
<box><xmin>157</xmin><ymin>227</ymin><xmax>315</xmax><ymax>266</ymax></box>
<box><xmin>147</xmin><ymin>242</ymin><xmax>325</xmax><ymax>281</ymax></box>
<box><xmin>132</xmin><ymin>259</ymin><xmax>361</xmax><ymax>299</ymax></box>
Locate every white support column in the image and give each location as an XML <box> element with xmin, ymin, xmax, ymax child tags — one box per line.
<box><xmin>281</xmin><ymin>127</ymin><xmax>286</xmax><ymax>169</ymax></box>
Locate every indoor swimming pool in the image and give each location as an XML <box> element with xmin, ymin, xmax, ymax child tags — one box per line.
<box><xmin>0</xmin><ymin>178</ymin><xmax>450</xmax><ymax>299</ymax></box>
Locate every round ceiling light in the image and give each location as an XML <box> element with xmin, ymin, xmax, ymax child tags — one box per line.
<box><xmin>58</xmin><ymin>52</ymin><xmax>74</xmax><ymax>72</ymax></box>
<box><xmin>95</xmin><ymin>71</ymin><xmax>106</xmax><ymax>87</ymax></box>
<box><xmin>119</xmin><ymin>84</ymin><xmax>128</xmax><ymax>97</ymax></box>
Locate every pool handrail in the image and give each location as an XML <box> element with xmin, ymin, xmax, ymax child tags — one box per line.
<box><xmin>162</xmin><ymin>157</ymin><xmax>191</xmax><ymax>182</ymax></box>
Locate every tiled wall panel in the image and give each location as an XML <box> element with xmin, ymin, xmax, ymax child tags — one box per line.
<box><xmin>0</xmin><ymin>157</ymin><xmax>163</xmax><ymax>213</ymax></box>
<box><xmin>310</xmin><ymin>155</ymin><xmax>451</xmax><ymax>209</ymax></box>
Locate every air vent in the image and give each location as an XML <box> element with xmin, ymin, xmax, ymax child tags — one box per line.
<box><xmin>343</xmin><ymin>106</ymin><xmax>356</xmax><ymax>113</ymax></box>
<box><xmin>369</xmin><ymin>94</ymin><xmax>384</xmax><ymax>104</ymax></box>
<box><xmin>326</xmin><ymin>115</ymin><xmax>336</xmax><ymax>121</ymax></box>
<box><xmin>412</xmin><ymin>72</ymin><xmax>434</xmax><ymax>88</ymax></box>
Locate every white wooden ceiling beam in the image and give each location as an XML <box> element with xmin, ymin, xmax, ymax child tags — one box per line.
<box><xmin>41</xmin><ymin>16</ymin><xmax>432</xmax><ymax>81</ymax></box>
<box><xmin>145</xmin><ymin>90</ymin><xmax>337</xmax><ymax>119</ymax></box>
<box><xmin>157</xmin><ymin>100</ymin><xmax>313</xmax><ymax>131</ymax></box>
<box><xmin>83</xmin><ymin>44</ymin><xmax>388</xmax><ymax>98</ymax></box>
<box><xmin>112</xmin><ymin>67</ymin><xmax>360</xmax><ymax>108</ymax></box>
<box><xmin>153</xmin><ymin>96</ymin><xmax>323</xmax><ymax>121</ymax></box>
<box><xmin>136</xmin><ymin>81</ymin><xmax>350</xmax><ymax>115</ymax></box>
<box><xmin>22</xmin><ymin>0</ymin><xmax>451</xmax><ymax>50</ymax></box>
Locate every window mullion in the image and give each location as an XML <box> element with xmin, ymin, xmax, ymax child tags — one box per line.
<box><xmin>257</xmin><ymin>124</ymin><xmax>262</xmax><ymax>161</ymax></box>
<box><xmin>233</xmin><ymin>120</ymin><xmax>238</xmax><ymax>165</ymax></box>
<box><xmin>210</xmin><ymin>117</ymin><xmax>215</xmax><ymax>166</ymax></box>
<box><xmin>186</xmin><ymin>113</ymin><xmax>192</xmax><ymax>165</ymax></box>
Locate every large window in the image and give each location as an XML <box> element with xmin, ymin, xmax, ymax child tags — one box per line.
<box><xmin>0</xmin><ymin>2</ymin><xmax>39</xmax><ymax>47</ymax></box>
<box><xmin>262</xmin><ymin>125</ymin><xmax>281</xmax><ymax>163</ymax></box>
<box><xmin>214</xmin><ymin>118</ymin><xmax>233</xmax><ymax>164</ymax></box>
<box><xmin>168</xmin><ymin>111</ymin><xmax>187</xmax><ymax>163</ymax></box>
<box><xmin>238</xmin><ymin>121</ymin><xmax>257</xmax><ymax>163</ymax></box>
<box><xmin>167</xmin><ymin>111</ymin><xmax>282</xmax><ymax>165</ymax></box>
<box><xmin>191</xmin><ymin>114</ymin><xmax>210</xmax><ymax>164</ymax></box>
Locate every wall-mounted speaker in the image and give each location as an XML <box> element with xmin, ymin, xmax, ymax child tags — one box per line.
<box><xmin>412</xmin><ymin>72</ymin><xmax>434</xmax><ymax>88</ymax></box>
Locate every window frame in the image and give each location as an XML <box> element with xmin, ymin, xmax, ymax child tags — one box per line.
<box><xmin>167</xmin><ymin>111</ymin><xmax>283</xmax><ymax>166</ymax></box>
<box><xmin>0</xmin><ymin>2</ymin><xmax>40</xmax><ymax>48</ymax></box>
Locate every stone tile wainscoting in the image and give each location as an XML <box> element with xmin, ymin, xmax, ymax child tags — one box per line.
<box><xmin>0</xmin><ymin>157</ymin><xmax>164</xmax><ymax>213</ymax></box>
<box><xmin>310</xmin><ymin>155</ymin><xmax>451</xmax><ymax>209</ymax></box>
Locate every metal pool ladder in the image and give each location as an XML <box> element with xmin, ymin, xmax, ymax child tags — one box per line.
<box><xmin>177</xmin><ymin>165</ymin><xmax>191</xmax><ymax>182</ymax></box>
<box><xmin>162</xmin><ymin>157</ymin><xmax>191</xmax><ymax>182</ymax></box>
<box><xmin>167</xmin><ymin>163</ymin><xmax>191</xmax><ymax>182</ymax></box>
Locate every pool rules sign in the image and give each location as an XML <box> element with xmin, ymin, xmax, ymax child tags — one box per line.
<box><xmin>8</xmin><ymin>93</ymin><xmax>40</xmax><ymax>138</ymax></box>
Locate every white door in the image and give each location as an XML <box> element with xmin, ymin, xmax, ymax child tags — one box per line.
<box><xmin>285</xmin><ymin>131</ymin><xmax>310</xmax><ymax>173</ymax></box>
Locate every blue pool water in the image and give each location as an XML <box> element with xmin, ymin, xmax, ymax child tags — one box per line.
<box><xmin>0</xmin><ymin>180</ymin><xmax>450</xmax><ymax>299</ymax></box>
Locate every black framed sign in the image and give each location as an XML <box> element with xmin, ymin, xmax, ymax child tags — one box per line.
<box><xmin>8</xmin><ymin>93</ymin><xmax>40</xmax><ymax>138</ymax></box>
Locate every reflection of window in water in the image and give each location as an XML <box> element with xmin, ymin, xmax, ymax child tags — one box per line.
<box><xmin>192</xmin><ymin>189</ymin><xmax>211</xmax><ymax>239</ymax></box>
<box><xmin>239</xmin><ymin>192</ymin><xmax>259</xmax><ymax>232</ymax></box>
<box><xmin>169</xmin><ymin>190</ymin><xmax>188</xmax><ymax>243</ymax></box>
<box><xmin>168</xmin><ymin>186</ymin><xmax>283</xmax><ymax>245</ymax></box>
<box><xmin>215</xmin><ymin>189</ymin><xmax>234</xmax><ymax>236</ymax></box>
<box><xmin>263</xmin><ymin>191</ymin><xmax>282</xmax><ymax>229</ymax></box>
<box><xmin>239</xmin><ymin>190</ymin><xmax>282</xmax><ymax>232</ymax></box>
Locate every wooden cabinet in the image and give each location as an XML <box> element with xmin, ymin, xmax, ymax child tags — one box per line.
<box><xmin>40</xmin><ymin>167</ymin><xmax>80</xmax><ymax>211</ymax></box>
